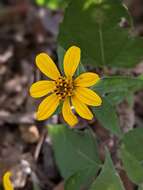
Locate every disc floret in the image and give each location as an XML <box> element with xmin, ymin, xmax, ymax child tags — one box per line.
<box><xmin>54</xmin><ymin>76</ymin><xmax>74</xmax><ymax>100</ymax></box>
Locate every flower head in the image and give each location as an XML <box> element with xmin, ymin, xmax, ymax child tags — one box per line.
<box><xmin>30</xmin><ymin>46</ymin><xmax>102</xmax><ymax>127</ymax></box>
<box><xmin>3</xmin><ymin>171</ymin><xmax>14</xmax><ymax>190</ymax></box>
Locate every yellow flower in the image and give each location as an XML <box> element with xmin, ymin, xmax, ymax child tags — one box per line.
<box><xmin>3</xmin><ymin>171</ymin><xmax>14</xmax><ymax>190</ymax></box>
<box><xmin>30</xmin><ymin>46</ymin><xmax>102</xmax><ymax>127</ymax></box>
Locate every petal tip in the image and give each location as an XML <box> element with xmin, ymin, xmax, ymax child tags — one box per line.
<box><xmin>69</xmin><ymin>45</ymin><xmax>81</xmax><ymax>55</ymax></box>
<box><xmin>96</xmin><ymin>76</ymin><xmax>101</xmax><ymax>83</ymax></box>
<box><xmin>69</xmin><ymin>120</ymin><xmax>78</xmax><ymax>128</ymax></box>
<box><xmin>93</xmin><ymin>97</ymin><xmax>102</xmax><ymax>107</ymax></box>
<box><xmin>3</xmin><ymin>171</ymin><xmax>14</xmax><ymax>190</ymax></box>
<box><xmin>92</xmin><ymin>73</ymin><xmax>100</xmax><ymax>85</ymax></box>
<box><xmin>35</xmin><ymin>53</ymin><xmax>46</xmax><ymax>66</ymax></box>
<box><xmin>89</xmin><ymin>114</ymin><xmax>94</xmax><ymax>120</ymax></box>
<box><xmin>36</xmin><ymin>52</ymin><xmax>47</xmax><ymax>59</ymax></box>
<box><xmin>36</xmin><ymin>111</ymin><xmax>44</xmax><ymax>121</ymax></box>
<box><xmin>97</xmin><ymin>96</ymin><xmax>102</xmax><ymax>106</ymax></box>
<box><xmin>70</xmin><ymin>45</ymin><xmax>80</xmax><ymax>50</ymax></box>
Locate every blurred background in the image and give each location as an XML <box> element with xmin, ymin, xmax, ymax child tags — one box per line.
<box><xmin>0</xmin><ymin>0</ymin><xmax>143</xmax><ymax>190</ymax></box>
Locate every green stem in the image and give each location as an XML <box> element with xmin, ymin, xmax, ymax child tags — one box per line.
<box><xmin>99</xmin><ymin>24</ymin><xmax>105</xmax><ymax>66</ymax></box>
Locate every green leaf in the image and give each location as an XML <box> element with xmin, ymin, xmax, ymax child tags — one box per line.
<box><xmin>36</xmin><ymin>0</ymin><xmax>69</xmax><ymax>9</ymax></box>
<box><xmin>105</xmin><ymin>91</ymin><xmax>129</xmax><ymax>105</ymax></box>
<box><xmin>93</xmin><ymin>76</ymin><xmax>143</xmax><ymax>107</ymax></box>
<box><xmin>122</xmin><ymin>127</ymin><xmax>143</xmax><ymax>162</ymax></box>
<box><xmin>36</xmin><ymin>0</ymin><xmax>45</xmax><ymax>6</ymax></box>
<box><xmin>94</xmin><ymin>76</ymin><xmax>143</xmax><ymax>95</ymax></box>
<box><xmin>92</xmin><ymin>97</ymin><xmax>122</xmax><ymax>137</ymax></box>
<box><xmin>120</xmin><ymin>127</ymin><xmax>143</xmax><ymax>185</ymax></box>
<box><xmin>58</xmin><ymin>0</ymin><xmax>143</xmax><ymax>68</ymax></box>
<box><xmin>138</xmin><ymin>74</ymin><xmax>143</xmax><ymax>80</ymax></box>
<box><xmin>48</xmin><ymin>124</ymin><xmax>100</xmax><ymax>179</ymax></box>
<box><xmin>120</xmin><ymin>146</ymin><xmax>143</xmax><ymax>184</ymax></box>
<box><xmin>65</xmin><ymin>166</ymin><xmax>97</xmax><ymax>190</ymax></box>
<box><xmin>90</xmin><ymin>149</ymin><xmax>125</xmax><ymax>190</ymax></box>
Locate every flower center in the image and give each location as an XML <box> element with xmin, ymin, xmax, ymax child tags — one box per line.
<box><xmin>54</xmin><ymin>76</ymin><xmax>74</xmax><ymax>100</ymax></box>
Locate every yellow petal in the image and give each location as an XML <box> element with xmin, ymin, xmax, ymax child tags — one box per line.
<box><xmin>3</xmin><ymin>171</ymin><xmax>14</xmax><ymax>190</ymax></box>
<box><xmin>71</xmin><ymin>96</ymin><xmax>93</xmax><ymax>120</ymax></box>
<box><xmin>64</xmin><ymin>46</ymin><xmax>81</xmax><ymax>77</ymax></box>
<box><xmin>74</xmin><ymin>87</ymin><xmax>102</xmax><ymax>106</ymax></box>
<box><xmin>74</xmin><ymin>72</ymin><xmax>100</xmax><ymax>87</ymax></box>
<box><xmin>62</xmin><ymin>97</ymin><xmax>78</xmax><ymax>127</ymax></box>
<box><xmin>30</xmin><ymin>80</ymin><xmax>55</xmax><ymax>98</ymax></box>
<box><xmin>36</xmin><ymin>53</ymin><xmax>61</xmax><ymax>80</ymax></box>
<box><xmin>37</xmin><ymin>93</ymin><xmax>59</xmax><ymax>120</ymax></box>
